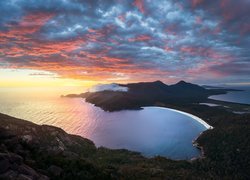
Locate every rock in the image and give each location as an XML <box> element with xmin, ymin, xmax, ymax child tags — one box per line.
<box><xmin>18</xmin><ymin>164</ymin><xmax>39</xmax><ymax>179</ymax></box>
<box><xmin>55</xmin><ymin>137</ymin><xmax>66</xmax><ymax>151</ymax></box>
<box><xmin>15</xmin><ymin>144</ymin><xmax>24</xmax><ymax>152</ymax></box>
<box><xmin>38</xmin><ymin>175</ymin><xmax>50</xmax><ymax>180</ymax></box>
<box><xmin>10</xmin><ymin>163</ymin><xmax>19</xmax><ymax>171</ymax></box>
<box><xmin>25</xmin><ymin>159</ymin><xmax>36</xmax><ymax>166</ymax></box>
<box><xmin>50</xmin><ymin>131</ymin><xmax>58</xmax><ymax>136</ymax></box>
<box><xmin>17</xmin><ymin>174</ymin><xmax>33</xmax><ymax>180</ymax></box>
<box><xmin>62</xmin><ymin>151</ymin><xmax>79</xmax><ymax>158</ymax></box>
<box><xmin>31</xmin><ymin>127</ymin><xmax>36</xmax><ymax>132</ymax></box>
<box><xmin>0</xmin><ymin>144</ymin><xmax>7</xmax><ymax>152</ymax></box>
<box><xmin>48</xmin><ymin>165</ymin><xmax>62</xmax><ymax>176</ymax></box>
<box><xmin>9</xmin><ymin>153</ymin><xmax>23</xmax><ymax>165</ymax></box>
<box><xmin>4</xmin><ymin>137</ymin><xmax>20</xmax><ymax>150</ymax></box>
<box><xmin>0</xmin><ymin>159</ymin><xmax>10</xmax><ymax>173</ymax></box>
<box><xmin>22</xmin><ymin>135</ymin><xmax>33</xmax><ymax>143</ymax></box>
<box><xmin>0</xmin><ymin>128</ymin><xmax>14</xmax><ymax>139</ymax></box>
<box><xmin>0</xmin><ymin>152</ymin><xmax>23</xmax><ymax>165</ymax></box>
<box><xmin>150</xmin><ymin>168</ymin><xmax>164</xmax><ymax>176</ymax></box>
<box><xmin>0</xmin><ymin>170</ymin><xmax>18</xmax><ymax>179</ymax></box>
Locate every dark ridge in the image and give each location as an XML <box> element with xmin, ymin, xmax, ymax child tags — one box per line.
<box><xmin>175</xmin><ymin>80</ymin><xmax>187</xmax><ymax>85</ymax></box>
<box><xmin>64</xmin><ymin>80</ymin><xmax>242</xmax><ymax>112</ymax></box>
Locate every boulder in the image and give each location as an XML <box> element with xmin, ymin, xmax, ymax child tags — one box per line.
<box><xmin>0</xmin><ymin>159</ymin><xmax>10</xmax><ymax>173</ymax></box>
<box><xmin>48</xmin><ymin>165</ymin><xmax>62</xmax><ymax>176</ymax></box>
<box><xmin>18</xmin><ymin>164</ymin><xmax>39</xmax><ymax>179</ymax></box>
<box><xmin>0</xmin><ymin>152</ymin><xmax>23</xmax><ymax>165</ymax></box>
<box><xmin>17</xmin><ymin>174</ymin><xmax>33</xmax><ymax>180</ymax></box>
<box><xmin>9</xmin><ymin>153</ymin><xmax>23</xmax><ymax>165</ymax></box>
<box><xmin>0</xmin><ymin>170</ymin><xmax>18</xmax><ymax>179</ymax></box>
<box><xmin>22</xmin><ymin>135</ymin><xmax>33</xmax><ymax>143</ymax></box>
<box><xmin>38</xmin><ymin>175</ymin><xmax>50</xmax><ymax>180</ymax></box>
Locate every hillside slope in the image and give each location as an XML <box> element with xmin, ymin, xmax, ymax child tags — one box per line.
<box><xmin>78</xmin><ymin>81</ymin><xmax>233</xmax><ymax>111</ymax></box>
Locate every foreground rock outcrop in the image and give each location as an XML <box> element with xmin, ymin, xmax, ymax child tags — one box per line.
<box><xmin>0</xmin><ymin>113</ymin><xmax>104</xmax><ymax>179</ymax></box>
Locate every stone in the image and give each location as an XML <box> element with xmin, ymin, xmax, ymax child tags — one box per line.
<box><xmin>22</xmin><ymin>135</ymin><xmax>33</xmax><ymax>143</ymax></box>
<box><xmin>150</xmin><ymin>168</ymin><xmax>164</xmax><ymax>176</ymax></box>
<box><xmin>18</xmin><ymin>164</ymin><xmax>39</xmax><ymax>179</ymax></box>
<box><xmin>17</xmin><ymin>174</ymin><xmax>33</xmax><ymax>180</ymax></box>
<box><xmin>0</xmin><ymin>159</ymin><xmax>10</xmax><ymax>173</ymax></box>
<box><xmin>62</xmin><ymin>151</ymin><xmax>78</xmax><ymax>159</ymax></box>
<box><xmin>38</xmin><ymin>175</ymin><xmax>50</xmax><ymax>180</ymax></box>
<box><xmin>0</xmin><ymin>152</ymin><xmax>23</xmax><ymax>165</ymax></box>
<box><xmin>8</xmin><ymin>153</ymin><xmax>23</xmax><ymax>165</ymax></box>
<box><xmin>48</xmin><ymin>165</ymin><xmax>62</xmax><ymax>176</ymax></box>
<box><xmin>0</xmin><ymin>170</ymin><xmax>18</xmax><ymax>179</ymax></box>
<box><xmin>0</xmin><ymin>128</ymin><xmax>14</xmax><ymax>139</ymax></box>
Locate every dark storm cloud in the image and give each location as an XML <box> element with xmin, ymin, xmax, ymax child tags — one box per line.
<box><xmin>0</xmin><ymin>0</ymin><xmax>249</xmax><ymax>83</ymax></box>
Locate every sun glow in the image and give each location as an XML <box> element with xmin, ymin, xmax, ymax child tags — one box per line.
<box><xmin>0</xmin><ymin>69</ymin><xmax>97</xmax><ymax>88</ymax></box>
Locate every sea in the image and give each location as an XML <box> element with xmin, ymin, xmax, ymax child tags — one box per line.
<box><xmin>0</xmin><ymin>87</ymin><xmax>211</xmax><ymax>159</ymax></box>
<box><xmin>209</xmin><ymin>86</ymin><xmax>250</xmax><ymax>105</ymax></box>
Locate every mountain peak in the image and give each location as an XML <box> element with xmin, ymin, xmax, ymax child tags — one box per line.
<box><xmin>171</xmin><ymin>80</ymin><xmax>205</xmax><ymax>91</ymax></box>
<box><xmin>176</xmin><ymin>80</ymin><xmax>188</xmax><ymax>85</ymax></box>
<box><xmin>153</xmin><ymin>80</ymin><xmax>165</xmax><ymax>85</ymax></box>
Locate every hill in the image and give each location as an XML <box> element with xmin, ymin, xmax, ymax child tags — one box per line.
<box><xmin>66</xmin><ymin>80</ymin><xmax>233</xmax><ymax>111</ymax></box>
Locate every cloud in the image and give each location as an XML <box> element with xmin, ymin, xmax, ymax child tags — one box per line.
<box><xmin>133</xmin><ymin>0</ymin><xmax>145</xmax><ymax>14</ymax></box>
<box><xmin>0</xmin><ymin>0</ymin><xmax>249</xmax><ymax>84</ymax></box>
<box><xmin>89</xmin><ymin>83</ymin><xmax>128</xmax><ymax>92</ymax></box>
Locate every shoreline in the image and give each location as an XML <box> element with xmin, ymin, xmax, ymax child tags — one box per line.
<box><xmin>81</xmin><ymin>97</ymin><xmax>214</xmax><ymax>130</ymax></box>
<box><xmin>142</xmin><ymin>106</ymin><xmax>213</xmax><ymax>130</ymax></box>
<box><xmin>0</xmin><ymin>102</ymin><xmax>213</xmax><ymax>160</ymax></box>
<box><xmin>81</xmin><ymin>100</ymin><xmax>213</xmax><ymax>159</ymax></box>
<box><xmin>142</xmin><ymin>106</ymin><xmax>213</xmax><ymax>160</ymax></box>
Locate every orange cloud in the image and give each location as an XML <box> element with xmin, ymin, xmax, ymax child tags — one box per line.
<box><xmin>191</xmin><ymin>0</ymin><xmax>204</xmax><ymax>8</ymax></box>
<box><xmin>164</xmin><ymin>46</ymin><xmax>173</xmax><ymax>52</ymax></box>
<box><xmin>186</xmin><ymin>59</ymin><xmax>227</xmax><ymax>78</ymax></box>
<box><xmin>128</xmin><ymin>35</ymin><xmax>152</xmax><ymax>42</ymax></box>
<box><xmin>0</xmin><ymin>13</ymin><xmax>173</xmax><ymax>84</ymax></box>
<box><xmin>133</xmin><ymin>0</ymin><xmax>145</xmax><ymax>14</ymax></box>
<box><xmin>0</xmin><ymin>12</ymin><xmax>54</xmax><ymax>40</ymax></box>
<box><xmin>118</xmin><ymin>14</ymin><xmax>126</xmax><ymax>22</ymax></box>
<box><xmin>195</xmin><ymin>16</ymin><xmax>202</xmax><ymax>24</ymax></box>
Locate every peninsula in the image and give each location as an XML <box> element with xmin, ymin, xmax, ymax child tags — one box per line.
<box><xmin>63</xmin><ymin>80</ymin><xmax>248</xmax><ymax>113</ymax></box>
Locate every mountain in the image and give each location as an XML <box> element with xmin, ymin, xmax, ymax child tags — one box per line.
<box><xmin>122</xmin><ymin>80</ymin><xmax>227</xmax><ymax>98</ymax></box>
<box><xmin>167</xmin><ymin>80</ymin><xmax>210</xmax><ymax>98</ymax></box>
<box><xmin>76</xmin><ymin>80</ymin><xmax>230</xmax><ymax>111</ymax></box>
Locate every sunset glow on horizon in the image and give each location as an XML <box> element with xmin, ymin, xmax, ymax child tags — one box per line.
<box><xmin>0</xmin><ymin>0</ymin><xmax>249</xmax><ymax>87</ymax></box>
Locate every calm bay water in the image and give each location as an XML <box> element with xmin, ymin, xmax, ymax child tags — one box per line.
<box><xmin>209</xmin><ymin>86</ymin><xmax>250</xmax><ymax>105</ymax></box>
<box><xmin>0</xmin><ymin>87</ymin><xmax>208</xmax><ymax>159</ymax></box>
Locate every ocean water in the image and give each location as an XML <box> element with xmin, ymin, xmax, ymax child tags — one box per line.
<box><xmin>0</xmin><ymin>87</ymin><xmax>208</xmax><ymax>159</ymax></box>
<box><xmin>209</xmin><ymin>86</ymin><xmax>250</xmax><ymax>105</ymax></box>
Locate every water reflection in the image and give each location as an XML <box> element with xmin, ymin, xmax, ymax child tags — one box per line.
<box><xmin>0</xmin><ymin>87</ymin><xmax>207</xmax><ymax>159</ymax></box>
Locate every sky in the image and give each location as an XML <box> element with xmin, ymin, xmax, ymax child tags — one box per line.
<box><xmin>0</xmin><ymin>0</ymin><xmax>249</xmax><ymax>87</ymax></box>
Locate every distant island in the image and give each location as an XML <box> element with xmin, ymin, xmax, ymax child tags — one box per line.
<box><xmin>63</xmin><ymin>80</ymin><xmax>248</xmax><ymax>113</ymax></box>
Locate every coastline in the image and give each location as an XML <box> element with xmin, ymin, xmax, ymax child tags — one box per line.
<box><xmin>142</xmin><ymin>106</ymin><xmax>213</xmax><ymax>160</ymax></box>
<box><xmin>142</xmin><ymin>106</ymin><xmax>213</xmax><ymax>129</ymax></box>
<box><xmin>81</xmin><ymin>97</ymin><xmax>214</xmax><ymax>130</ymax></box>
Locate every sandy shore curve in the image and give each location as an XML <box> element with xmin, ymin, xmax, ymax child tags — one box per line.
<box><xmin>143</xmin><ymin>106</ymin><xmax>213</xmax><ymax>129</ymax></box>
